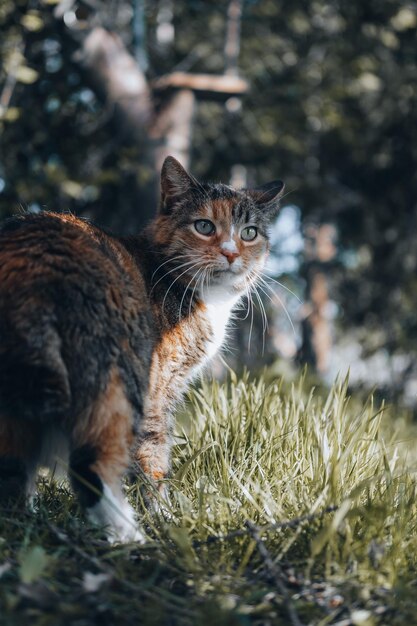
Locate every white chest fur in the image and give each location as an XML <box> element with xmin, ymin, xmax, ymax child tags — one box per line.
<box><xmin>149</xmin><ymin>286</ymin><xmax>242</xmax><ymax>404</ymax></box>
<box><xmin>202</xmin><ymin>288</ymin><xmax>241</xmax><ymax>360</ymax></box>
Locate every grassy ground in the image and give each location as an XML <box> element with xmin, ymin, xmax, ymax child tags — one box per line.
<box><xmin>1</xmin><ymin>372</ymin><xmax>417</xmax><ymax>625</ymax></box>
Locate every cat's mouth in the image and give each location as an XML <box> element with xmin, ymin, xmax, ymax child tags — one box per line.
<box><xmin>213</xmin><ymin>266</ymin><xmax>241</xmax><ymax>275</ymax></box>
<box><xmin>210</xmin><ymin>266</ymin><xmax>244</xmax><ymax>283</ymax></box>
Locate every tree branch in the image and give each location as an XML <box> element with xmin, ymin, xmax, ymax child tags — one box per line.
<box><xmin>80</xmin><ymin>27</ymin><xmax>152</xmax><ymax>140</ymax></box>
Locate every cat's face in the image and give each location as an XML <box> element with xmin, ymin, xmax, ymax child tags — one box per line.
<box><xmin>153</xmin><ymin>157</ymin><xmax>284</xmax><ymax>297</ymax></box>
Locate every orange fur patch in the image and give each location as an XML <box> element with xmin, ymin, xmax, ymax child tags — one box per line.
<box><xmin>73</xmin><ymin>367</ymin><xmax>134</xmax><ymax>486</ymax></box>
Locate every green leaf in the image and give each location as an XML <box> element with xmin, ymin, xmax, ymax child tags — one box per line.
<box><xmin>19</xmin><ymin>546</ymin><xmax>49</xmax><ymax>584</ymax></box>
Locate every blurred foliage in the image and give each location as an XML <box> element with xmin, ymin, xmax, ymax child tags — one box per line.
<box><xmin>1</xmin><ymin>0</ymin><xmax>417</xmax><ymax>370</ymax></box>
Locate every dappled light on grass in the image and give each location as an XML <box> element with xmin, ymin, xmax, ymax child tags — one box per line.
<box><xmin>125</xmin><ymin>374</ymin><xmax>417</xmax><ymax>623</ymax></box>
<box><xmin>1</xmin><ymin>373</ymin><xmax>417</xmax><ymax>624</ymax></box>
<box><xmin>168</xmin><ymin>375</ymin><xmax>417</xmax><ymax>575</ymax></box>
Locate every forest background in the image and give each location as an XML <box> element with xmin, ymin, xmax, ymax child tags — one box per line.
<box><xmin>1</xmin><ymin>0</ymin><xmax>417</xmax><ymax>406</ymax></box>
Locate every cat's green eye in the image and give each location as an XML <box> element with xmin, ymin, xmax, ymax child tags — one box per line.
<box><xmin>194</xmin><ymin>219</ymin><xmax>216</xmax><ymax>236</ymax></box>
<box><xmin>241</xmin><ymin>226</ymin><xmax>258</xmax><ymax>242</ymax></box>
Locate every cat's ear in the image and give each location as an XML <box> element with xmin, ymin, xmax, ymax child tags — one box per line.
<box><xmin>247</xmin><ymin>180</ymin><xmax>285</xmax><ymax>212</ymax></box>
<box><xmin>160</xmin><ymin>156</ymin><xmax>195</xmax><ymax>212</ymax></box>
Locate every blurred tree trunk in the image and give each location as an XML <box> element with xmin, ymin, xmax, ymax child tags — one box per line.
<box><xmin>151</xmin><ymin>89</ymin><xmax>195</xmax><ymax>173</ymax></box>
<box><xmin>81</xmin><ymin>28</ymin><xmax>152</xmax><ymax>140</ymax></box>
<box><xmin>299</xmin><ymin>224</ymin><xmax>337</xmax><ymax>375</ymax></box>
<box><xmin>77</xmin><ymin>26</ymin><xmax>195</xmax><ymax>231</ymax></box>
<box><xmin>225</xmin><ymin>0</ymin><xmax>242</xmax><ymax>77</ymax></box>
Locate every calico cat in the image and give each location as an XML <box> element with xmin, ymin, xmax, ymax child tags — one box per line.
<box><xmin>0</xmin><ymin>157</ymin><xmax>284</xmax><ymax>543</ymax></box>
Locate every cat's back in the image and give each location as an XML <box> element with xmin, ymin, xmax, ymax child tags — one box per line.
<box><xmin>0</xmin><ymin>211</ymin><xmax>153</xmax><ymax>422</ymax></box>
<box><xmin>0</xmin><ymin>211</ymin><xmax>146</xmax><ymax>332</ymax></box>
<box><xmin>1</xmin><ymin>211</ymin><xmax>129</xmax><ymax>291</ymax></box>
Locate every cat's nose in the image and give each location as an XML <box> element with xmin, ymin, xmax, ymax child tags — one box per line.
<box><xmin>220</xmin><ymin>249</ymin><xmax>240</xmax><ymax>264</ymax></box>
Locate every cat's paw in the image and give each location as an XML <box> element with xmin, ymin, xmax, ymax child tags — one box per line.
<box><xmin>148</xmin><ymin>490</ymin><xmax>174</xmax><ymax>522</ymax></box>
<box><xmin>88</xmin><ymin>484</ymin><xmax>147</xmax><ymax>544</ymax></box>
<box><xmin>107</xmin><ymin>523</ymin><xmax>146</xmax><ymax>545</ymax></box>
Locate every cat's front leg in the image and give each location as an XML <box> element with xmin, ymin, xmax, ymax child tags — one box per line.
<box><xmin>136</xmin><ymin>343</ymin><xmax>188</xmax><ymax>515</ymax></box>
<box><xmin>135</xmin><ymin>410</ymin><xmax>173</xmax><ymax>514</ymax></box>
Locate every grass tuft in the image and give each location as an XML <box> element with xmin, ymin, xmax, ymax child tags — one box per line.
<box><xmin>1</xmin><ymin>372</ymin><xmax>417</xmax><ymax>625</ymax></box>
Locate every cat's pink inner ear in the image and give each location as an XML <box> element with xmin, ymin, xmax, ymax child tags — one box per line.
<box><xmin>160</xmin><ymin>156</ymin><xmax>194</xmax><ymax>206</ymax></box>
<box><xmin>247</xmin><ymin>180</ymin><xmax>285</xmax><ymax>207</ymax></box>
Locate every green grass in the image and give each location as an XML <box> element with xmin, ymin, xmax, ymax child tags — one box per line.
<box><xmin>1</xmin><ymin>372</ymin><xmax>417</xmax><ymax>625</ymax></box>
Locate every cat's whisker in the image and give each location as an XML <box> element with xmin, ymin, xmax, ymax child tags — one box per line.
<box><xmin>255</xmin><ymin>274</ymin><xmax>297</xmax><ymax>339</ymax></box>
<box><xmin>162</xmin><ymin>262</ymin><xmax>202</xmax><ymax>312</ymax></box>
<box><xmin>179</xmin><ymin>267</ymin><xmax>204</xmax><ymax>320</ymax></box>
<box><xmin>252</xmin><ymin>284</ymin><xmax>268</xmax><ymax>356</ymax></box>
<box><xmin>178</xmin><ymin>272</ymin><xmax>197</xmax><ymax>321</ymax></box>
<box><xmin>150</xmin><ymin>259</ymin><xmax>200</xmax><ymax>295</ymax></box>
<box><xmin>255</xmin><ymin>283</ymin><xmax>275</xmax><ymax>305</ymax></box>
<box><xmin>241</xmin><ymin>289</ymin><xmax>252</xmax><ymax>322</ymax></box>
<box><xmin>248</xmin><ymin>288</ymin><xmax>255</xmax><ymax>354</ymax></box>
<box><xmin>236</xmin><ymin>277</ymin><xmax>251</xmax><ymax>322</ymax></box>
<box><xmin>245</xmin><ymin>278</ymin><xmax>255</xmax><ymax>354</ymax></box>
<box><xmin>151</xmin><ymin>254</ymin><xmax>190</xmax><ymax>283</ymax></box>
<box><xmin>198</xmin><ymin>269</ymin><xmax>207</xmax><ymax>306</ymax></box>
<box><xmin>199</xmin><ymin>267</ymin><xmax>207</xmax><ymax>301</ymax></box>
<box><xmin>259</xmin><ymin>272</ymin><xmax>303</xmax><ymax>304</ymax></box>
<box><xmin>202</xmin><ymin>266</ymin><xmax>213</xmax><ymax>301</ymax></box>
<box><xmin>151</xmin><ymin>252</ymin><xmax>203</xmax><ymax>283</ymax></box>
<box><xmin>189</xmin><ymin>266</ymin><xmax>207</xmax><ymax>318</ymax></box>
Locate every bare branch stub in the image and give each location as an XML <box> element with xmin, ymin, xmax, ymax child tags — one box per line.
<box><xmin>152</xmin><ymin>71</ymin><xmax>249</xmax><ymax>102</ymax></box>
<box><xmin>246</xmin><ymin>520</ymin><xmax>305</xmax><ymax>626</ymax></box>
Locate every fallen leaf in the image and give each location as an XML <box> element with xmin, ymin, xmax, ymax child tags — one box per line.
<box><xmin>19</xmin><ymin>546</ymin><xmax>49</xmax><ymax>584</ymax></box>
<box><xmin>83</xmin><ymin>572</ymin><xmax>111</xmax><ymax>593</ymax></box>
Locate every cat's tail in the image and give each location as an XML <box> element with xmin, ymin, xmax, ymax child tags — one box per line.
<box><xmin>0</xmin><ymin>325</ymin><xmax>71</xmax><ymax>422</ymax></box>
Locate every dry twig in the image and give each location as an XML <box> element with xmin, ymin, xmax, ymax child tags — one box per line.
<box><xmin>246</xmin><ymin>520</ymin><xmax>305</xmax><ymax>626</ymax></box>
<box><xmin>193</xmin><ymin>504</ymin><xmax>338</xmax><ymax>547</ymax></box>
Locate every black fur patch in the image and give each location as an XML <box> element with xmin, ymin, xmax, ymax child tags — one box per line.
<box><xmin>69</xmin><ymin>445</ymin><xmax>103</xmax><ymax>508</ymax></box>
<box><xmin>0</xmin><ymin>216</ymin><xmax>25</xmax><ymax>234</ymax></box>
<box><xmin>0</xmin><ymin>457</ymin><xmax>27</xmax><ymax>504</ymax></box>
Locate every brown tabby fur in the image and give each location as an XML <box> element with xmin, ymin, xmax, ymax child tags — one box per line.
<box><xmin>0</xmin><ymin>157</ymin><xmax>283</xmax><ymax>542</ymax></box>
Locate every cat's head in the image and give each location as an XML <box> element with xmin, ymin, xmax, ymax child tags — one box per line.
<box><xmin>153</xmin><ymin>156</ymin><xmax>284</xmax><ymax>298</ymax></box>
